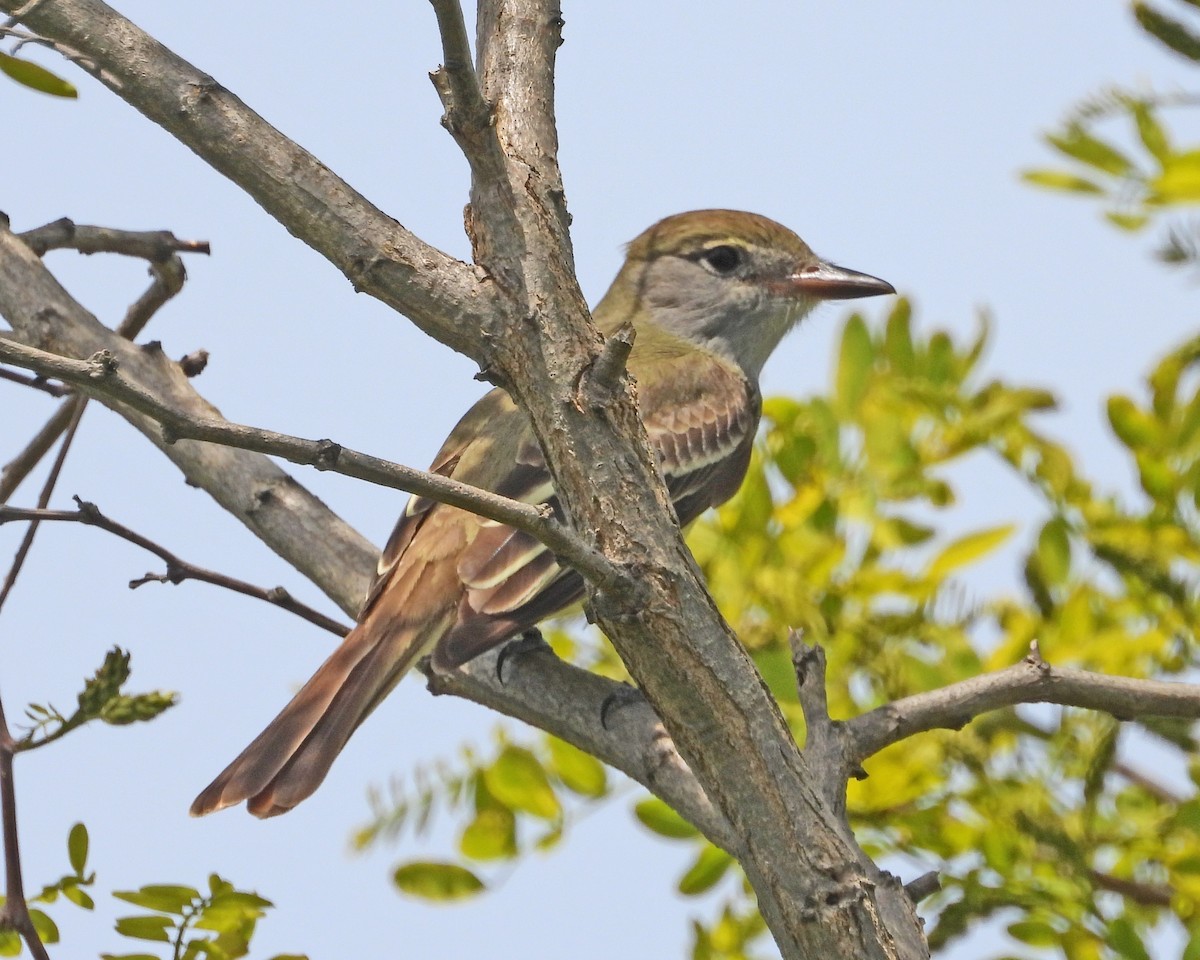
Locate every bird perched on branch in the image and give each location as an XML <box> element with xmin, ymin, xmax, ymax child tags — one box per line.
<box><xmin>191</xmin><ymin>209</ymin><xmax>894</xmax><ymax>818</ymax></box>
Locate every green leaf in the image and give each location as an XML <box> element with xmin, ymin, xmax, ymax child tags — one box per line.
<box><xmin>458</xmin><ymin>807</ymin><xmax>517</xmax><ymax>861</ymax></box>
<box><xmin>928</xmin><ymin>525</ymin><xmax>1015</xmax><ymax>579</ymax></box>
<box><xmin>113</xmin><ymin>884</ymin><xmax>199</xmax><ymax>915</ymax></box>
<box><xmin>1035</xmin><ymin>518</ymin><xmax>1072</xmax><ymax>586</ymax></box>
<box><xmin>634</xmin><ymin>797</ymin><xmax>699</xmax><ymax>839</ymax></box>
<box><xmin>1104</xmin><ymin>211</ymin><xmax>1150</xmax><ymax>231</ymax></box>
<box><xmin>393</xmin><ymin>861</ymin><xmax>485</xmax><ymax>901</ymax></box>
<box><xmin>1021</xmin><ymin>170</ymin><xmax>1105</xmax><ymax>195</ymax></box>
<box><xmin>883</xmin><ymin>299</ymin><xmax>915</xmax><ymax>374</ymax></box>
<box><xmin>1106</xmin><ymin>396</ymin><xmax>1159</xmax><ymax>449</ymax></box>
<box><xmin>1134</xmin><ymin>1</ymin><xmax>1200</xmax><ymax>61</ymax></box>
<box><xmin>678</xmin><ymin>845</ymin><xmax>734</xmax><ymax>896</ymax></box>
<box><xmin>63</xmin><ymin>884</ymin><xmax>95</xmax><ymax>909</ymax></box>
<box><xmin>0</xmin><ymin>51</ymin><xmax>78</xmax><ymax>98</ymax></box>
<box><xmin>484</xmin><ymin>746</ymin><xmax>561</xmax><ymax>821</ymax></box>
<box><xmin>0</xmin><ymin>930</ymin><xmax>18</xmax><ymax>957</ymax></box>
<box><xmin>1106</xmin><ymin>916</ymin><xmax>1153</xmax><ymax>960</ymax></box>
<box><xmin>1008</xmin><ymin>919</ymin><xmax>1060</xmax><ymax>946</ymax></box>
<box><xmin>1046</xmin><ymin>124</ymin><xmax>1133</xmax><ymax>175</ymax></box>
<box><xmin>68</xmin><ymin>822</ymin><xmax>88</xmax><ymax>875</ymax></box>
<box><xmin>836</xmin><ymin>313</ymin><xmax>874</xmax><ymax>415</ymax></box>
<box><xmin>1133</xmin><ymin>101</ymin><xmax>1171</xmax><ymax>162</ymax></box>
<box><xmin>545</xmin><ymin>737</ymin><xmax>607</xmax><ymax>798</ymax></box>
<box><xmin>1152</xmin><ymin>152</ymin><xmax>1200</xmax><ymax>202</ymax></box>
<box><xmin>29</xmin><ymin>909</ymin><xmax>59</xmax><ymax>944</ymax></box>
<box><xmin>100</xmin><ymin>954</ymin><xmax>161</xmax><ymax>960</ymax></box>
<box><xmin>115</xmin><ymin>914</ymin><xmax>174</xmax><ymax>942</ymax></box>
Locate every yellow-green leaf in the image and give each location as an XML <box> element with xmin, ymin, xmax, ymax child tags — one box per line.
<box><xmin>0</xmin><ymin>51</ymin><xmax>78</xmax><ymax>98</ymax></box>
<box><xmin>634</xmin><ymin>797</ymin><xmax>699</xmax><ymax>840</ymax></box>
<box><xmin>1021</xmin><ymin>169</ymin><xmax>1105</xmax><ymax>195</ymax></box>
<box><xmin>1133</xmin><ymin>102</ymin><xmax>1171</xmax><ymax>162</ymax></box>
<box><xmin>836</xmin><ymin>313</ymin><xmax>874</xmax><ymax>415</ymax></box>
<box><xmin>114</xmin><ymin>915</ymin><xmax>173</xmax><ymax>942</ymax></box>
<box><xmin>1107</xmin><ymin>395</ymin><xmax>1160</xmax><ymax>450</ymax></box>
<box><xmin>884</xmin><ymin>298</ymin><xmax>915</xmax><ymax>374</ymax></box>
<box><xmin>1105</xmin><ymin>211</ymin><xmax>1149</xmax><ymax>231</ymax></box>
<box><xmin>928</xmin><ymin>525</ymin><xmax>1015</xmax><ymax>579</ymax></box>
<box><xmin>678</xmin><ymin>845</ymin><xmax>733</xmax><ymax>896</ymax></box>
<box><xmin>546</xmin><ymin>737</ymin><xmax>607</xmax><ymax>798</ymax></box>
<box><xmin>484</xmin><ymin>746</ymin><xmax>561</xmax><ymax>820</ymax></box>
<box><xmin>1036</xmin><ymin>518</ymin><xmax>1072</xmax><ymax>586</ymax></box>
<box><xmin>1046</xmin><ymin>124</ymin><xmax>1133</xmax><ymax>175</ymax></box>
<box><xmin>393</xmin><ymin>861</ymin><xmax>484</xmax><ymax>901</ymax></box>
<box><xmin>68</xmin><ymin>822</ymin><xmax>88</xmax><ymax>874</ymax></box>
<box><xmin>459</xmin><ymin>807</ymin><xmax>517</xmax><ymax>861</ymax></box>
<box><xmin>1152</xmin><ymin>153</ymin><xmax>1200</xmax><ymax>202</ymax></box>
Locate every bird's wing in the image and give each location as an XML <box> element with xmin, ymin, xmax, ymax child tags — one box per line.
<box><xmin>430</xmin><ymin>354</ymin><xmax>759</xmax><ymax>669</ymax></box>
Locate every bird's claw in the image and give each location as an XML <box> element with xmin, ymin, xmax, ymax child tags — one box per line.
<box><xmin>599</xmin><ymin>683</ymin><xmax>645</xmax><ymax>730</ymax></box>
<box><xmin>496</xmin><ymin>629</ymin><xmax>550</xmax><ymax>683</ymax></box>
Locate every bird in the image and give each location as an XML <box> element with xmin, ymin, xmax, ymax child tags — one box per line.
<box><xmin>190</xmin><ymin>209</ymin><xmax>894</xmax><ymax>818</ymax></box>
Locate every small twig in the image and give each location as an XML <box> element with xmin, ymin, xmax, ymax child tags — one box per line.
<box><xmin>789</xmin><ymin>632</ymin><xmax>863</xmax><ymax>799</ymax></box>
<box><xmin>0</xmin><ymin>697</ymin><xmax>49</xmax><ymax>960</ymax></box>
<box><xmin>427</xmin><ymin>0</ymin><xmax>492</xmax><ymax>134</ymax></box>
<box><xmin>0</xmin><ymin>367</ymin><xmax>67</xmax><ymax>397</ymax></box>
<box><xmin>790</xmin><ymin>630</ymin><xmax>834</xmax><ymax>740</ymax></box>
<box><xmin>0</xmin><ymin>398</ymin><xmax>85</xmax><ymax>613</ymax></box>
<box><xmin>0</xmin><ymin>338</ymin><xmax>622</xmax><ymax>592</ymax></box>
<box><xmin>902</xmin><ymin>871</ymin><xmax>941</xmax><ymax>904</ymax></box>
<box><xmin>117</xmin><ymin>256</ymin><xmax>187</xmax><ymax>340</ymax></box>
<box><xmin>845</xmin><ymin>646</ymin><xmax>1200</xmax><ymax>764</ymax></box>
<box><xmin>16</xmin><ymin>219</ymin><xmax>210</xmax><ymax>261</ymax></box>
<box><xmin>579</xmin><ymin>323</ymin><xmax>634</xmax><ymax>409</ymax></box>
<box><xmin>0</xmin><ymin>498</ymin><xmax>349</xmax><ymax>637</ymax></box>
<box><xmin>1</xmin><ymin>224</ymin><xmax>202</xmax><ymax>502</ymax></box>
<box><xmin>1090</xmin><ymin>869</ymin><xmax>1172</xmax><ymax>908</ymax></box>
<box><xmin>0</xmin><ymin>22</ymin><xmax>109</xmax><ymax>85</ymax></box>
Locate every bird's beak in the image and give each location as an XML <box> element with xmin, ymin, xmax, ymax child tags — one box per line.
<box><xmin>787</xmin><ymin>260</ymin><xmax>895</xmax><ymax>300</ymax></box>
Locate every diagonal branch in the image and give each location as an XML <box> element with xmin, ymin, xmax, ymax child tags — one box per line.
<box><xmin>2</xmin><ymin>223</ymin><xmax>198</xmax><ymax>503</ymax></box>
<box><xmin>0</xmin><ymin>499</ymin><xmax>350</xmax><ymax>637</ymax></box>
<box><xmin>0</xmin><ymin>336</ymin><xmax>619</xmax><ymax>591</ymax></box>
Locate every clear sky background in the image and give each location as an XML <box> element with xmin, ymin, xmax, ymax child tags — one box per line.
<box><xmin>3</xmin><ymin>2</ymin><xmax>1197</xmax><ymax>957</ymax></box>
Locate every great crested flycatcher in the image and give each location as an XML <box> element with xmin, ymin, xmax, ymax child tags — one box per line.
<box><xmin>191</xmin><ymin>209</ymin><xmax>894</xmax><ymax>818</ymax></box>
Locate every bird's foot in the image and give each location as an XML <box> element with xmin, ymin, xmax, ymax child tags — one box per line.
<box><xmin>496</xmin><ymin>629</ymin><xmax>550</xmax><ymax>683</ymax></box>
<box><xmin>599</xmin><ymin>682</ymin><xmax>645</xmax><ymax>730</ymax></box>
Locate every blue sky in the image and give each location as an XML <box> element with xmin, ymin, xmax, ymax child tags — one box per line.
<box><xmin>3</xmin><ymin>2</ymin><xmax>1197</xmax><ymax>957</ymax></box>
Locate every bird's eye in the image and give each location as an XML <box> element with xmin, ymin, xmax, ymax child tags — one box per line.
<box><xmin>697</xmin><ymin>245</ymin><xmax>745</xmax><ymax>276</ymax></box>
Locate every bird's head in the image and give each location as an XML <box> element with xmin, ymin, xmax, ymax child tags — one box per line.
<box><xmin>596</xmin><ymin>209</ymin><xmax>895</xmax><ymax>378</ymax></box>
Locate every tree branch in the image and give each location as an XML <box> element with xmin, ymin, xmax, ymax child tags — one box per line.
<box><xmin>0</xmin><ymin>337</ymin><xmax>619</xmax><ymax>592</ymax></box>
<box><xmin>15</xmin><ymin>218</ymin><xmax>210</xmax><ymax>260</ymax></box>
<box><xmin>844</xmin><ymin>644</ymin><xmax>1200</xmax><ymax>764</ymax></box>
<box><xmin>427</xmin><ymin>640</ymin><xmax>736</xmax><ymax>852</ymax></box>
<box><xmin>0</xmin><ymin>697</ymin><xmax>49</xmax><ymax>960</ymax></box>
<box><xmin>1</xmin><ymin>222</ymin><xmax>198</xmax><ymax>503</ymax></box>
<box><xmin>0</xmin><ymin>499</ymin><xmax>350</xmax><ymax>637</ymax></box>
<box><xmin>0</xmin><ymin>396</ymin><xmax>84</xmax><ymax>613</ymax></box>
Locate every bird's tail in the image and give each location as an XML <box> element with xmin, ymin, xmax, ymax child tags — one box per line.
<box><xmin>190</xmin><ymin>612</ymin><xmax>438</xmax><ymax>818</ymax></box>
